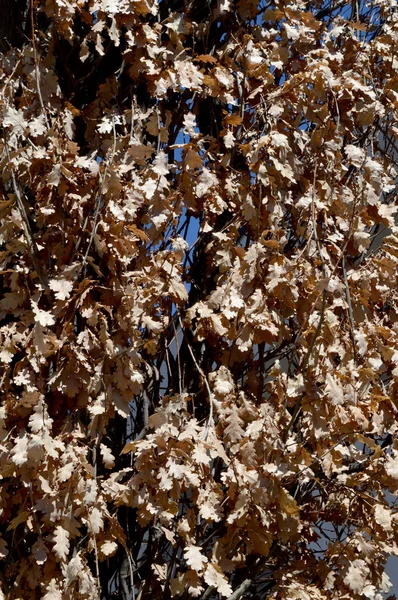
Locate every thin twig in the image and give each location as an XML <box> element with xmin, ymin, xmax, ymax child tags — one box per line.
<box><xmin>156</xmin><ymin>105</ymin><xmax>161</xmax><ymax>153</ymax></box>
<box><xmin>0</xmin><ymin>368</ymin><xmax>9</xmax><ymax>392</ymax></box>
<box><xmin>28</xmin><ymin>478</ymin><xmax>44</xmax><ymax>545</ymax></box>
<box><xmin>342</xmin><ymin>255</ymin><xmax>357</xmax><ymax>364</ymax></box>
<box><xmin>310</xmin><ymin>163</ymin><xmax>326</xmax><ymax>276</ymax></box>
<box><xmin>87</xmin><ymin>511</ymin><xmax>100</xmax><ymax>583</ymax></box>
<box><xmin>302</xmin><ymin>162</ymin><xmax>328</xmax><ymax>370</ymax></box>
<box><xmin>1</xmin><ymin>58</ymin><xmax>21</xmax><ymax>100</ymax></box>
<box><xmin>126</xmin><ymin>550</ymin><xmax>136</xmax><ymax>600</ymax></box>
<box><xmin>172</xmin><ymin>318</ymin><xmax>182</xmax><ymax>395</ymax></box>
<box><xmin>80</xmin><ymin>115</ymin><xmax>117</xmax><ymax>273</ymax></box>
<box><xmin>130</xmin><ymin>96</ymin><xmax>135</xmax><ymax>143</ymax></box>
<box><xmin>30</xmin><ymin>3</ymin><xmax>49</xmax><ymax>128</ymax></box>
<box><xmin>178</xmin><ymin>316</ymin><xmax>214</xmax><ymax>440</ymax></box>
<box><xmin>234</xmin><ymin>71</ymin><xmax>245</xmax><ymax>142</ymax></box>
<box><xmin>4</xmin><ymin>141</ymin><xmax>47</xmax><ymax>287</ymax></box>
<box><xmin>293</xmin><ymin>192</ymin><xmax>359</xmax><ymax>352</ymax></box>
<box><xmin>142</xmin><ymin>390</ymin><xmax>149</xmax><ymax>432</ymax></box>
<box><xmin>92</xmin><ymin>432</ymin><xmax>99</xmax><ymax>478</ymax></box>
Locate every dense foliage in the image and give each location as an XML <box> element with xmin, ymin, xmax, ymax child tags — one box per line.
<box><xmin>1</xmin><ymin>0</ymin><xmax>398</xmax><ymax>598</ymax></box>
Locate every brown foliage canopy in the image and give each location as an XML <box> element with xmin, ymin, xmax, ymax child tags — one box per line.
<box><xmin>1</xmin><ymin>0</ymin><xmax>398</xmax><ymax>598</ymax></box>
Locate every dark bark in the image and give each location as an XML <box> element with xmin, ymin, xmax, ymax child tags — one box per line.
<box><xmin>0</xmin><ymin>0</ymin><xmax>30</xmax><ymax>52</ymax></box>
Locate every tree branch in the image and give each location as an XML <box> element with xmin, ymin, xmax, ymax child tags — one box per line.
<box><xmin>228</xmin><ymin>579</ymin><xmax>252</xmax><ymax>600</ymax></box>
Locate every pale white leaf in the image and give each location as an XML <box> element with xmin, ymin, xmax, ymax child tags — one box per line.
<box><xmin>204</xmin><ymin>564</ymin><xmax>232</xmax><ymax>598</ymax></box>
<box><xmin>65</xmin><ymin>553</ymin><xmax>84</xmax><ymax>585</ymax></box>
<box><xmin>89</xmin><ymin>507</ymin><xmax>104</xmax><ymax>534</ymax></box>
<box><xmin>345</xmin><ymin>144</ymin><xmax>365</xmax><ymax>167</ymax></box>
<box><xmin>141</xmin><ymin>177</ymin><xmax>158</xmax><ymax>199</ymax></box>
<box><xmin>47</xmin><ymin>164</ymin><xmax>62</xmax><ymax>187</ymax></box>
<box><xmin>374</xmin><ymin>504</ymin><xmax>392</xmax><ymax>529</ymax></box>
<box><xmin>11</xmin><ymin>434</ymin><xmax>28</xmax><ymax>466</ymax></box>
<box><xmin>378</xmin><ymin>203</ymin><xmax>398</xmax><ymax>227</ymax></box>
<box><xmin>53</xmin><ymin>525</ymin><xmax>70</xmax><ymax>561</ymax></box>
<box><xmin>213</xmin><ymin>367</ymin><xmax>234</xmax><ymax>396</ymax></box>
<box><xmin>223</xmin><ymin>131</ymin><xmax>235</xmax><ymax>149</ymax></box>
<box><xmin>176</xmin><ymin>60</ymin><xmax>204</xmax><ymax>90</ymax></box>
<box><xmin>152</xmin><ymin>151</ymin><xmax>170</xmax><ymax>176</ymax></box>
<box><xmin>89</xmin><ymin>392</ymin><xmax>106</xmax><ymax>416</ymax></box>
<box><xmin>42</xmin><ymin>579</ymin><xmax>62</xmax><ymax>600</ymax></box>
<box><xmin>29</xmin><ymin>115</ymin><xmax>47</xmax><ymax>136</ymax></box>
<box><xmin>31</xmin><ymin>300</ymin><xmax>55</xmax><ymax>327</ymax></box>
<box><xmin>58</xmin><ymin>462</ymin><xmax>75</xmax><ymax>482</ymax></box>
<box><xmin>97</xmin><ymin>114</ymin><xmax>121</xmax><ymax>134</ymax></box>
<box><xmin>324</xmin><ymin>373</ymin><xmax>344</xmax><ymax>405</ymax></box>
<box><xmin>184</xmin><ymin>545</ymin><xmax>208</xmax><ymax>573</ymax></box>
<box><xmin>284</xmin><ymin>23</ymin><xmax>300</xmax><ymax>41</ymax></box>
<box><xmin>142</xmin><ymin>314</ymin><xmax>164</xmax><ymax>333</ymax></box>
<box><xmin>0</xmin><ymin>349</ymin><xmax>13</xmax><ymax>364</ymax></box>
<box><xmin>29</xmin><ymin>398</ymin><xmax>52</xmax><ymax>433</ymax></box>
<box><xmin>196</xmin><ymin>168</ymin><xmax>218</xmax><ymax>198</ymax></box>
<box><xmin>100</xmin><ymin>443</ymin><xmax>115</xmax><ymax>468</ymax></box>
<box><xmin>100</xmin><ymin>540</ymin><xmax>118</xmax><ymax>557</ymax></box>
<box><xmin>84</xmin><ymin>479</ymin><xmax>98</xmax><ymax>504</ymax></box>
<box><xmin>49</xmin><ymin>278</ymin><xmax>73</xmax><ymax>301</ymax></box>
<box><xmin>168</xmin><ymin>279</ymin><xmax>188</xmax><ymax>303</ymax></box>
<box><xmin>343</xmin><ymin>559</ymin><xmax>368</xmax><ymax>594</ymax></box>
<box><xmin>183</xmin><ymin>112</ymin><xmax>197</xmax><ymax>136</ymax></box>
<box><xmin>3</xmin><ymin>107</ymin><xmax>27</xmax><ymax>134</ymax></box>
<box><xmin>269</xmin><ymin>132</ymin><xmax>290</xmax><ymax>149</ymax></box>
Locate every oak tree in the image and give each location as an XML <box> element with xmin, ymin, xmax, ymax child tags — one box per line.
<box><xmin>1</xmin><ymin>0</ymin><xmax>398</xmax><ymax>599</ymax></box>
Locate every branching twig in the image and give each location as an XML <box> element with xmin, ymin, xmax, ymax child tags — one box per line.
<box><xmin>284</xmin><ymin>166</ymin><xmax>327</xmax><ymax>438</ymax></box>
<box><xmin>303</xmin><ymin>162</ymin><xmax>328</xmax><ymax>369</ymax></box>
<box><xmin>315</xmin><ymin>0</ymin><xmax>346</xmax><ymax>20</ymax></box>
